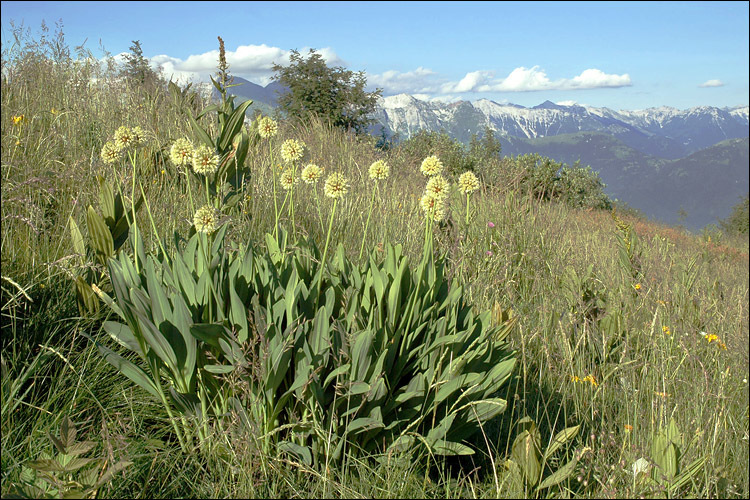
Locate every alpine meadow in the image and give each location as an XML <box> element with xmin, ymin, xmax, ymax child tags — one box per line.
<box><xmin>1</xmin><ymin>22</ymin><xmax>749</xmax><ymax>500</ymax></box>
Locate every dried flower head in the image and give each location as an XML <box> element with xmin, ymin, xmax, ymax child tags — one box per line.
<box><xmin>170</xmin><ymin>138</ymin><xmax>194</xmax><ymax>168</ymax></box>
<box><xmin>368</xmin><ymin>160</ymin><xmax>390</xmax><ymax>180</ymax></box>
<box><xmin>425</xmin><ymin>175</ymin><xmax>450</xmax><ymax>200</ymax></box>
<box><xmin>280</xmin><ymin>169</ymin><xmax>297</xmax><ymax>190</ymax></box>
<box><xmin>114</xmin><ymin>126</ymin><xmax>135</xmax><ymax>151</ymax></box>
<box><xmin>193</xmin><ymin>205</ymin><xmax>220</xmax><ymax>233</ymax></box>
<box><xmin>301</xmin><ymin>163</ymin><xmax>324</xmax><ymax>184</ymax></box>
<box><xmin>192</xmin><ymin>144</ymin><xmax>220</xmax><ymax>176</ymax></box>
<box><xmin>420</xmin><ymin>155</ymin><xmax>443</xmax><ymax>176</ymax></box>
<box><xmin>324</xmin><ymin>172</ymin><xmax>349</xmax><ymax>199</ymax></box>
<box><xmin>101</xmin><ymin>141</ymin><xmax>121</xmax><ymax>164</ymax></box>
<box><xmin>458</xmin><ymin>171</ymin><xmax>480</xmax><ymax>194</ymax></box>
<box><xmin>280</xmin><ymin>138</ymin><xmax>305</xmax><ymax>164</ymax></box>
<box><xmin>420</xmin><ymin>193</ymin><xmax>446</xmax><ymax>222</ymax></box>
<box><xmin>258</xmin><ymin>116</ymin><xmax>278</xmax><ymax>139</ymax></box>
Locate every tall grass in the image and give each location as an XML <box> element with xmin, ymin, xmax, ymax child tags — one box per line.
<box><xmin>2</xmin><ymin>25</ymin><xmax>748</xmax><ymax>498</ymax></box>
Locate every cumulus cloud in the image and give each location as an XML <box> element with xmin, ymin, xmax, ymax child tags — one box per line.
<box><xmin>474</xmin><ymin>66</ymin><xmax>631</xmax><ymax>92</ymax></box>
<box><xmin>370</xmin><ymin>65</ymin><xmax>631</xmax><ymax>97</ymax></box>
<box><xmin>367</xmin><ymin>67</ymin><xmax>440</xmax><ymax>94</ymax></box>
<box><xmin>699</xmin><ymin>79</ymin><xmax>724</xmax><ymax>88</ymax></box>
<box><xmin>114</xmin><ymin>44</ymin><xmax>345</xmax><ymax>86</ymax></box>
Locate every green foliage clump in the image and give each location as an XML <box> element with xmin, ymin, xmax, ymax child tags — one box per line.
<box><xmin>719</xmin><ymin>195</ymin><xmax>748</xmax><ymax>236</ymax></box>
<box><xmin>272</xmin><ymin>49</ymin><xmax>382</xmax><ymax>135</ymax></box>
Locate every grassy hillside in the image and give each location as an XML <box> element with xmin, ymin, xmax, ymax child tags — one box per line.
<box><xmin>499</xmin><ymin>132</ymin><xmax>748</xmax><ymax>231</ymax></box>
<box><xmin>2</xmin><ymin>30</ymin><xmax>748</xmax><ymax>499</ymax></box>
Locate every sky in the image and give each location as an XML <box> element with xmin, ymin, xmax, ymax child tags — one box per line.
<box><xmin>2</xmin><ymin>1</ymin><xmax>748</xmax><ymax>110</ymax></box>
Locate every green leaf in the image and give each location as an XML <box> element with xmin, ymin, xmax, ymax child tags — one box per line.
<box><xmin>188</xmin><ymin>112</ymin><xmax>214</xmax><ymax>149</ymax></box>
<box><xmin>86</xmin><ymin>206</ymin><xmax>114</xmax><ymax>265</ymax></box>
<box><xmin>278</xmin><ymin>441</ymin><xmax>312</xmax><ymax>466</ymax></box>
<box><xmin>431</xmin><ymin>439</ymin><xmax>474</xmax><ymax>456</ymax></box>
<box><xmin>103</xmin><ymin>321</ymin><xmax>141</xmax><ymax>355</ymax></box>
<box><xmin>86</xmin><ymin>334</ymin><xmax>160</xmax><ymax>399</ymax></box>
<box><xmin>512</xmin><ymin>427</ymin><xmax>542</xmax><ymax>487</ymax></box>
<box><xmin>536</xmin><ymin>455</ymin><xmax>579</xmax><ymax>491</ymax></box>
<box><xmin>69</xmin><ymin>217</ymin><xmax>85</xmax><ymax>258</ymax></box>
<box><xmin>543</xmin><ymin>424</ymin><xmax>580</xmax><ymax>460</ymax></box>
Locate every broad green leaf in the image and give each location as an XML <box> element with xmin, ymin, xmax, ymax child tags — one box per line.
<box><xmin>431</xmin><ymin>439</ymin><xmax>474</xmax><ymax>456</ymax></box>
<box><xmin>544</xmin><ymin>424</ymin><xmax>581</xmax><ymax>460</ymax></box>
<box><xmin>86</xmin><ymin>335</ymin><xmax>160</xmax><ymax>399</ymax></box>
<box><xmin>536</xmin><ymin>456</ymin><xmax>579</xmax><ymax>491</ymax></box>
<box><xmin>69</xmin><ymin>216</ymin><xmax>85</xmax><ymax>258</ymax></box>
<box><xmin>103</xmin><ymin>321</ymin><xmax>142</xmax><ymax>355</ymax></box>
<box><xmin>86</xmin><ymin>206</ymin><xmax>114</xmax><ymax>265</ymax></box>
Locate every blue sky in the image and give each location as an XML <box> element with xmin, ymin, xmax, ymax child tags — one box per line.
<box><xmin>2</xmin><ymin>1</ymin><xmax>748</xmax><ymax>110</ymax></box>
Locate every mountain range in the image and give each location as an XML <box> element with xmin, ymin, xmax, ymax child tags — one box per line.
<box><xmin>214</xmin><ymin>79</ymin><xmax>748</xmax><ymax>231</ymax></box>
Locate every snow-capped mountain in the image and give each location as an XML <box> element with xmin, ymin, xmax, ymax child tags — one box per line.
<box><xmin>372</xmin><ymin>95</ymin><xmax>749</xmax><ymax>158</ymax></box>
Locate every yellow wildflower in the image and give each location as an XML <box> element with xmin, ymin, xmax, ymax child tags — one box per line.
<box><xmin>634</xmin><ymin>283</ymin><xmax>641</xmax><ymax>291</ymax></box>
<box><xmin>301</xmin><ymin>163</ymin><xmax>324</xmax><ymax>184</ymax></box>
<box><xmin>458</xmin><ymin>171</ymin><xmax>480</xmax><ymax>194</ymax></box>
<box><xmin>324</xmin><ymin>172</ymin><xmax>348</xmax><ymax>199</ymax></box>
<box><xmin>662</xmin><ymin>326</ymin><xmax>671</xmax><ymax>335</ymax></box>
<box><xmin>582</xmin><ymin>374</ymin><xmax>598</xmax><ymax>387</ymax></box>
<box><xmin>258</xmin><ymin>116</ymin><xmax>278</xmax><ymax>139</ymax></box>
<box><xmin>170</xmin><ymin>138</ymin><xmax>193</xmax><ymax>168</ymax></box>
<box><xmin>368</xmin><ymin>160</ymin><xmax>390</xmax><ymax>180</ymax></box>
<box><xmin>193</xmin><ymin>205</ymin><xmax>219</xmax><ymax>233</ymax></box>
<box><xmin>11</xmin><ymin>114</ymin><xmax>26</xmax><ymax>126</ymax></box>
<box><xmin>420</xmin><ymin>155</ymin><xmax>443</xmax><ymax>176</ymax></box>
<box><xmin>425</xmin><ymin>175</ymin><xmax>450</xmax><ymax>200</ymax></box>
<box><xmin>192</xmin><ymin>144</ymin><xmax>220</xmax><ymax>176</ymax></box>
<box><xmin>280</xmin><ymin>139</ymin><xmax>305</xmax><ymax>164</ymax></box>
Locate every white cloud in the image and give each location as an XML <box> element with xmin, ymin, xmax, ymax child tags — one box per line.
<box><xmin>699</xmin><ymin>79</ymin><xmax>724</xmax><ymax>88</ymax></box>
<box><xmin>441</xmin><ymin>70</ymin><xmax>494</xmax><ymax>93</ymax></box>
<box><xmin>475</xmin><ymin>66</ymin><xmax>631</xmax><ymax>92</ymax></box>
<box><xmin>116</xmin><ymin>44</ymin><xmax>347</xmax><ymax>86</ymax></box>
<box><xmin>556</xmin><ymin>100</ymin><xmax>579</xmax><ymax>106</ymax></box>
<box><xmin>367</xmin><ymin>66</ymin><xmax>440</xmax><ymax>94</ymax></box>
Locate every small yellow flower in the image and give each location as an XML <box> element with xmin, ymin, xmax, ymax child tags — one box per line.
<box><xmin>280</xmin><ymin>138</ymin><xmax>305</xmax><ymax>164</ymax></box>
<box><xmin>582</xmin><ymin>374</ymin><xmax>598</xmax><ymax>387</ymax></box>
<box><xmin>634</xmin><ymin>283</ymin><xmax>641</xmax><ymax>291</ymax></box>
<box><xmin>624</xmin><ymin>424</ymin><xmax>633</xmax><ymax>432</ymax></box>
<box><xmin>170</xmin><ymin>138</ymin><xmax>194</xmax><ymax>167</ymax></box>
<box><xmin>420</xmin><ymin>155</ymin><xmax>443</xmax><ymax>176</ymax></box>
<box><xmin>425</xmin><ymin>175</ymin><xmax>450</xmax><ymax>200</ymax></box>
<box><xmin>301</xmin><ymin>163</ymin><xmax>323</xmax><ymax>184</ymax></box>
<box><xmin>705</xmin><ymin>333</ymin><xmax>719</xmax><ymax>343</ymax></box>
<box><xmin>193</xmin><ymin>205</ymin><xmax>219</xmax><ymax>233</ymax></box>
<box><xmin>258</xmin><ymin>116</ymin><xmax>278</xmax><ymax>139</ymax></box>
<box><xmin>662</xmin><ymin>325</ymin><xmax>671</xmax><ymax>335</ymax></box>
<box><xmin>101</xmin><ymin>141</ymin><xmax>121</xmax><ymax>164</ymax></box>
<box><xmin>571</xmin><ymin>375</ymin><xmax>581</xmax><ymax>383</ymax></box>
<box><xmin>280</xmin><ymin>169</ymin><xmax>297</xmax><ymax>190</ymax></box>
<box><xmin>654</xmin><ymin>391</ymin><xmax>670</xmax><ymax>399</ymax></box>
<box><xmin>50</xmin><ymin>108</ymin><xmax>58</xmax><ymax>115</ymax></box>
<box><xmin>368</xmin><ymin>160</ymin><xmax>390</xmax><ymax>180</ymax></box>
<box><xmin>192</xmin><ymin>144</ymin><xmax>220</xmax><ymax>176</ymax></box>
<box><xmin>11</xmin><ymin>114</ymin><xmax>26</xmax><ymax>126</ymax></box>
<box><xmin>324</xmin><ymin>172</ymin><xmax>349</xmax><ymax>199</ymax></box>
<box><xmin>458</xmin><ymin>171</ymin><xmax>480</xmax><ymax>194</ymax></box>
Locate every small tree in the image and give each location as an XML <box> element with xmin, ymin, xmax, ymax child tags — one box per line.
<box><xmin>271</xmin><ymin>49</ymin><xmax>382</xmax><ymax>134</ymax></box>
<box><xmin>719</xmin><ymin>195</ymin><xmax>749</xmax><ymax>236</ymax></box>
<box><xmin>120</xmin><ymin>40</ymin><xmax>158</xmax><ymax>87</ymax></box>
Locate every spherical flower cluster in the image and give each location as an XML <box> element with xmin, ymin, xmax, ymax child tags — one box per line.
<box><xmin>420</xmin><ymin>155</ymin><xmax>443</xmax><ymax>176</ymax></box>
<box><xmin>280</xmin><ymin>138</ymin><xmax>305</xmax><ymax>164</ymax></box>
<box><xmin>192</xmin><ymin>144</ymin><xmax>220</xmax><ymax>176</ymax></box>
<box><xmin>368</xmin><ymin>160</ymin><xmax>390</xmax><ymax>180</ymax></box>
<box><xmin>458</xmin><ymin>171</ymin><xmax>480</xmax><ymax>194</ymax></box>
<box><xmin>114</xmin><ymin>126</ymin><xmax>136</xmax><ymax>151</ymax></box>
<box><xmin>420</xmin><ymin>193</ymin><xmax>446</xmax><ymax>222</ymax></box>
<box><xmin>425</xmin><ymin>175</ymin><xmax>450</xmax><ymax>200</ymax></box>
<box><xmin>324</xmin><ymin>172</ymin><xmax>349</xmax><ymax>199</ymax></box>
<box><xmin>170</xmin><ymin>138</ymin><xmax>194</xmax><ymax>168</ymax></box>
<box><xmin>258</xmin><ymin>116</ymin><xmax>278</xmax><ymax>139</ymax></box>
<box><xmin>193</xmin><ymin>205</ymin><xmax>219</xmax><ymax>234</ymax></box>
<box><xmin>280</xmin><ymin>169</ymin><xmax>297</xmax><ymax>190</ymax></box>
<box><xmin>301</xmin><ymin>163</ymin><xmax>323</xmax><ymax>184</ymax></box>
<box><xmin>130</xmin><ymin>126</ymin><xmax>147</xmax><ymax>146</ymax></box>
<box><xmin>101</xmin><ymin>141</ymin><xmax>121</xmax><ymax>164</ymax></box>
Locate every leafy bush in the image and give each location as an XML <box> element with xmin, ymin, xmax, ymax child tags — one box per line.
<box><xmin>719</xmin><ymin>195</ymin><xmax>749</xmax><ymax>236</ymax></box>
